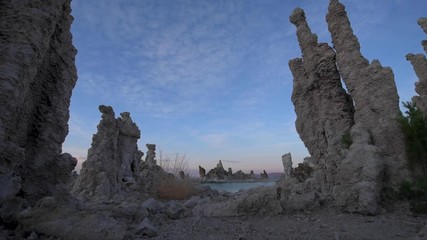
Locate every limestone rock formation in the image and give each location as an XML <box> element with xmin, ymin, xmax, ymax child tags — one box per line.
<box><xmin>288</xmin><ymin>0</ymin><xmax>411</xmax><ymax>214</ymax></box>
<box><xmin>282</xmin><ymin>153</ymin><xmax>293</xmax><ymax>179</ymax></box>
<box><xmin>288</xmin><ymin>7</ymin><xmax>354</xmax><ymax>197</ymax></box>
<box><xmin>72</xmin><ymin>106</ymin><xmax>143</xmax><ymax>201</ymax></box>
<box><xmin>117</xmin><ymin>112</ymin><xmax>144</xmax><ymax>183</ymax></box>
<box><xmin>232</xmin><ymin>170</ymin><xmax>246</xmax><ymax>180</ymax></box>
<box><xmin>418</xmin><ymin>17</ymin><xmax>427</xmax><ymax>53</ymax></box>
<box><xmin>327</xmin><ymin>0</ymin><xmax>408</xmax><ymax>191</ymax></box>
<box><xmin>407</xmin><ymin>17</ymin><xmax>427</xmax><ymax>115</ymax></box>
<box><xmin>201</xmin><ymin>161</ymin><xmax>262</xmax><ymax>181</ymax></box>
<box><xmin>198</xmin><ymin>166</ymin><xmax>206</xmax><ymax>179</ymax></box>
<box><xmin>139</xmin><ymin>145</ymin><xmax>169</xmax><ymax>193</ymax></box>
<box><xmin>0</xmin><ymin>0</ymin><xmax>77</xmax><ymax>204</ymax></box>
<box><xmin>259</xmin><ymin>170</ymin><xmax>269</xmax><ymax>179</ymax></box>
<box><xmin>144</xmin><ymin>144</ymin><xmax>157</xmax><ymax>167</ymax></box>
<box><xmin>206</xmin><ymin>160</ymin><xmax>228</xmax><ymax>180</ymax></box>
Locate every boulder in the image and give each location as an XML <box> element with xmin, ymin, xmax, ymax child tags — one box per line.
<box><xmin>237</xmin><ymin>187</ymin><xmax>282</xmax><ymax>215</ymax></box>
<box><xmin>166</xmin><ymin>200</ymin><xmax>185</xmax><ymax>219</ymax></box>
<box><xmin>134</xmin><ymin>218</ymin><xmax>158</xmax><ymax>238</ymax></box>
<box><xmin>141</xmin><ymin>198</ymin><xmax>164</xmax><ymax>215</ymax></box>
<box><xmin>183</xmin><ymin>196</ymin><xmax>200</xmax><ymax>209</ymax></box>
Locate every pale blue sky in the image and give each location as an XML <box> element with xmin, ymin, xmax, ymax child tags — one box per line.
<box><xmin>64</xmin><ymin>0</ymin><xmax>427</xmax><ymax>174</ymax></box>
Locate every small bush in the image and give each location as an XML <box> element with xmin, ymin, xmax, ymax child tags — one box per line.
<box><xmin>156</xmin><ymin>178</ymin><xmax>200</xmax><ymax>200</ymax></box>
<box><xmin>398</xmin><ymin>101</ymin><xmax>427</xmax><ymax>173</ymax></box>
<box><xmin>341</xmin><ymin>131</ymin><xmax>353</xmax><ymax>149</ymax></box>
<box><xmin>398</xmin><ymin>178</ymin><xmax>427</xmax><ymax>213</ymax></box>
<box><xmin>397</xmin><ymin>101</ymin><xmax>427</xmax><ymax>213</ymax></box>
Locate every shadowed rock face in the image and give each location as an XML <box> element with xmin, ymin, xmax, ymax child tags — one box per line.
<box><xmin>289</xmin><ymin>7</ymin><xmax>354</xmax><ymax>195</ymax></box>
<box><xmin>0</xmin><ymin>0</ymin><xmax>77</xmax><ymax>203</ymax></box>
<box><xmin>407</xmin><ymin>17</ymin><xmax>427</xmax><ymax>115</ymax></box>
<box><xmin>72</xmin><ymin>106</ymin><xmax>143</xmax><ymax>201</ymax></box>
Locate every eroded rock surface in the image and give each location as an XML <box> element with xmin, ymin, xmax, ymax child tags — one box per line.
<box><xmin>407</xmin><ymin>17</ymin><xmax>427</xmax><ymax>115</ymax></box>
<box><xmin>288</xmin><ymin>0</ymin><xmax>412</xmax><ymax>215</ymax></box>
<box><xmin>418</xmin><ymin>17</ymin><xmax>427</xmax><ymax>53</ymax></box>
<box><xmin>288</xmin><ymin>7</ymin><xmax>354</xmax><ymax>199</ymax></box>
<box><xmin>282</xmin><ymin>153</ymin><xmax>293</xmax><ymax>179</ymax></box>
<box><xmin>326</xmin><ymin>0</ymin><xmax>408</xmax><ymax>192</ymax></box>
<box><xmin>72</xmin><ymin>106</ymin><xmax>143</xmax><ymax>201</ymax></box>
<box><xmin>0</xmin><ymin>0</ymin><xmax>77</xmax><ymax>204</ymax></box>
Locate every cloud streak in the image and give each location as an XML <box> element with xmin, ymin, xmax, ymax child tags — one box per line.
<box><xmin>72</xmin><ymin>0</ymin><xmax>292</xmax><ymax>118</ymax></box>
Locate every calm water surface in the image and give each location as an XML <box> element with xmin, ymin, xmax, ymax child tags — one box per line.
<box><xmin>202</xmin><ymin>181</ymin><xmax>276</xmax><ymax>193</ymax></box>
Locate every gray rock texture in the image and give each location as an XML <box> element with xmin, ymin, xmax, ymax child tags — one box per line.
<box><xmin>17</xmin><ymin>197</ymin><xmax>127</xmax><ymax>240</ymax></box>
<box><xmin>418</xmin><ymin>17</ymin><xmax>427</xmax><ymax>53</ymax></box>
<box><xmin>144</xmin><ymin>144</ymin><xmax>157</xmax><ymax>166</ymax></box>
<box><xmin>326</xmin><ymin>0</ymin><xmax>409</xmax><ymax>192</ymax></box>
<box><xmin>138</xmin><ymin>145</ymin><xmax>169</xmax><ymax>193</ymax></box>
<box><xmin>407</xmin><ymin>17</ymin><xmax>427</xmax><ymax>115</ymax></box>
<box><xmin>72</xmin><ymin>105</ymin><xmax>142</xmax><ymax>201</ymax></box>
<box><xmin>282</xmin><ymin>153</ymin><xmax>293</xmax><ymax>179</ymax></box>
<box><xmin>135</xmin><ymin>218</ymin><xmax>158</xmax><ymax>237</ymax></box>
<box><xmin>288</xmin><ymin>0</ymin><xmax>411</xmax><ymax>214</ymax></box>
<box><xmin>198</xmin><ymin>166</ymin><xmax>206</xmax><ymax>179</ymax></box>
<box><xmin>206</xmin><ymin>160</ymin><xmax>228</xmax><ymax>180</ymax></box>
<box><xmin>192</xmin><ymin>187</ymin><xmax>282</xmax><ymax>217</ymax></box>
<box><xmin>288</xmin><ymin>7</ymin><xmax>354</xmax><ymax>197</ymax></box>
<box><xmin>0</xmin><ymin>0</ymin><xmax>77</xmax><ymax>204</ymax></box>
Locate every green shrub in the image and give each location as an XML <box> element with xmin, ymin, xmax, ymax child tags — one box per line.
<box><xmin>397</xmin><ymin>101</ymin><xmax>427</xmax><ymax>213</ymax></box>
<box><xmin>398</xmin><ymin>101</ymin><xmax>427</xmax><ymax>173</ymax></box>
<box><xmin>341</xmin><ymin>131</ymin><xmax>353</xmax><ymax>149</ymax></box>
<box><xmin>398</xmin><ymin>178</ymin><xmax>427</xmax><ymax>213</ymax></box>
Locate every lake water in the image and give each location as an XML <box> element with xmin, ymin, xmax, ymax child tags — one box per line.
<box><xmin>201</xmin><ymin>181</ymin><xmax>276</xmax><ymax>193</ymax></box>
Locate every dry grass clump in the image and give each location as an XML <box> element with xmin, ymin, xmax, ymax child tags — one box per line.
<box><xmin>156</xmin><ymin>177</ymin><xmax>200</xmax><ymax>200</ymax></box>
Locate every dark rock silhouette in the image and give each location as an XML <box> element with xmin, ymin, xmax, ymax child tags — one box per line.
<box><xmin>0</xmin><ymin>0</ymin><xmax>77</xmax><ymax>204</ymax></box>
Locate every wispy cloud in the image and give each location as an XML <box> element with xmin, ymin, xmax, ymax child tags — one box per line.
<box><xmin>72</xmin><ymin>0</ymin><xmax>292</xmax><ymax>118</ymax></box>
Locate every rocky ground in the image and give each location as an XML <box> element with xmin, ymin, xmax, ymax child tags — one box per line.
<box><xmin>154</xmin><ymin>208</ymin><xmax>427</xmax><ymax>240</ymax></box>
